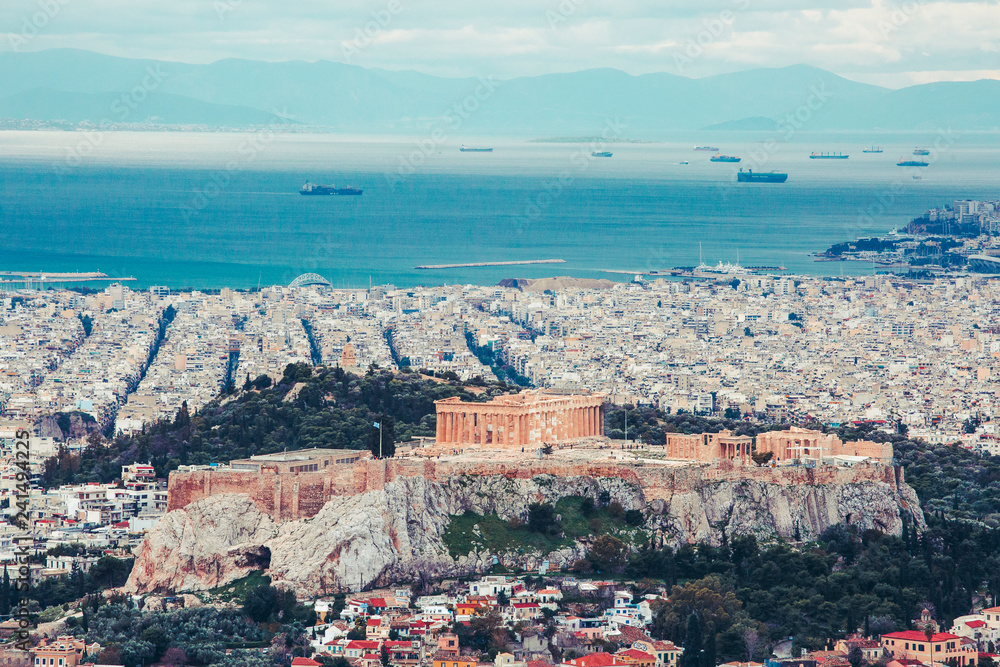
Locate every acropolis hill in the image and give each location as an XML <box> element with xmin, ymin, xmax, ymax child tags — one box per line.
<box><xmin>129</xmin><ymin>395</ymin><xmax>924</xmax><ymax>596</ymax></box>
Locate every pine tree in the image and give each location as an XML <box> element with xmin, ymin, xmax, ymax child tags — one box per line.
<box><xmin>680</xmin><ymin>613</ymin><xmax>702</xmax><ymax>667</ymax></box>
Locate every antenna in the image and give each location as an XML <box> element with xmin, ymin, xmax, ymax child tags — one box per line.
<box><xmin>699</xmin><ymin>242</ymin><xmax>703</xmax><ymax>266</ymax></box>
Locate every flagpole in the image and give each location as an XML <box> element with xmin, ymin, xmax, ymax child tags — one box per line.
<box><xmin>379</xmin><ymin>423</ymin><xmax>383</xmax><ymax>459</ymax></box>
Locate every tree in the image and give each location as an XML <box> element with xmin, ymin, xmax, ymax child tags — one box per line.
<box><xmin>624</xmin><ymin>509</ymin><xmax>644</xmax><ymax>526</ymax></box>
<box><xmin>589</xmin><ymin>535</ymin><xmax>629</xmax><ymax>573</ymax></box>
<box><xmin>161</xmin><ymin>647</ymin><xmax>188</xmax><ymax>666</ymax></box>
<box><xmin>242</xmin><ymin>581</ymin><xmax>295</xmax><ymax>623</ymax></box>
<box><xmin>381</xmin><ymin>646</ymin><xmax>390</xmax><ymax>667</ymax></box>
<box><xmin>848</xmin><ymin>646</ymin><xmax>864</xmax><ymax>667</ymax></box>
<box><xmin>751</xmin><ymin>451</ymin><xmax>773</xmax><ymax>466</ymax></box>
<box><xmin>496</xmin><ymin>589</ymin><xmax>509</xmax><ymax>607</ymax></box>
<box><xmin>580</xmin><ymin>497</ymin><xmax>596</xmax><ymax>517</ymax></box>
<box><xmin>679</xmin><ymin>613</ymin><xmax>703</xmax><ymax>667</ymax></box>
<box><xmin>653</xmin><ymin>575</ymin><xmax>742</xmax><ymax>643</ymax></box>
<box><xmin>923</xmin><ymin>622</ymin><xmax>936</xmax><ymax>667</ymax></box>
<box><xmin>528</xmin><ymin>503</ymin><xmax>557</xmax><ymax>534</ymax></box>
<box><xmin>742</xmin><ymin>627</ymin><xmax>760</xmax><ymax>662</ymax></box>
<box><xmin>98</xmin><ymin>647</ymin><xmax>122</xmax><ymax>665</ymax></box>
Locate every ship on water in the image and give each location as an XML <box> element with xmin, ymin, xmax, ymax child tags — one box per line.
<box><xmin>710</xmin><ymin>154</ymin><xmax>741</xmax><ymax>162</ymax></box>
<box><xmin>694</xmin><ymin>145</ymin><xmax>720</xmax><ymax>151</ymax></box>
<box><xmin>300</xmin><ymin>182</ymin><xmax>363</xmax><ymax>196</ymax></box>
<box><xmin>862</xmin><ymin>146</ymin><xmax>883</xmax><ymax>153</ymax></box>
<box><xmin>897</xmin><ymin>158</ymin><xmax>929</xmax><ymax>167</ymax></box>
<box><xmin>591</xmin><ymin>151</ymin><xmax>613</xmax><ymax>158</ymax></box>
<box><xmin>809</xmin><ymin>152</ymin><xmax>849</xmax><ymax>159</ymax></box>
<box><xmin>913</xmin><ymin>148</ymin><xmax>931</xmax><ymax>155</ymax></box>
<box><xmin>737</xmin><ymin>168</ymin><xmax>787</xmax><ymax>183</ymax></box>
<box><xmin>459</xmin><ymin>146</ymin><xmax>493</xmax><ymax>152</ymax></box>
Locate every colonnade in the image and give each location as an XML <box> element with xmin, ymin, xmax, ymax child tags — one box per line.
<box><xmin>434</xmin><ymin>393</ymin><xmax>605</xmax><ymax>448</ymax></box>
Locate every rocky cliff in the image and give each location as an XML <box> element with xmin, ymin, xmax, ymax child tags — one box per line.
<box><xmin>126</xmin><ymin>467</ymin><xmax>924</xmax><ymax>597</ymax></box>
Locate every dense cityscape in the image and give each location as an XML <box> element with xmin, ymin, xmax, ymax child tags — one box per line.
<box><xmin>5</xmin><ymin>1</ymin><xmax>1000</xmax><ymax>665</ymax></box>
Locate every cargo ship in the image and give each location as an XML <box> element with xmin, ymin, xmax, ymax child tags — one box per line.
<box><xmin>591</xmin><ymin>151</ymin><xmax>613</xmax><ymax>158</ymax></box>
<box><xmin>913</xmin><ymin>148</ymin><xmax>931</xmax><ymax>155</ymax></box>
<box><xmin>710</xmin><ymin>154</ymin><xmax>741</xmax><ymax>162</ymax></box>
<box><xmin>809</xmin><ymin>152</ymin><xmax>849</xmax><ymax>159</ymax></box>
<box><xmin>300</xmin><ymin>182</ymin><xmax>363</xmax><ymax>196</ymax></box>
<box><xmin>694</xmin><ymin>146</ymin><xmax>720</xmax><ymax>151</ymax></box>
<box><xmin>737</xmin><ymin>168</ymin><xmax>787</xmax><ymax>183</ymax></box>
<box><xmin>459</xmin><ymin>146</ymin><xmax>493</xmax><ymax>152</ymax></box>
<box><xmin>897</xmin><ymin>158</ymin><xmax>929</xmax><ymax>167</ymax></box>
<box><xmin>862</xmin><ymin>146</ymin><xmax>883</xmax><ymax>153</ymax></box>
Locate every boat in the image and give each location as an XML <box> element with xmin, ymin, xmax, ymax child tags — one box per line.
<box><xmin>460</xmin><ymin>146</ymin><xmax>493</xmax><ymax>152</ymax></box>
<box><xmin>591</xmin><ymin>151</ymin><xmax>613</xmax><ymax>158</ymax></box>
<box><xmin>912</xmin><ymin>175</ymin><xmax>923</xmax><ymax>180</ymax></box>
<box><xmin>710</xmin><ymin>154</ymin><xmax>741</xmax><ymax>163</ymax></box>
<box><xmin>300</xmin><ymin>182</ymin><xmax>363</xmax><ymax>196</ymax></box>
<box><xmin>862</xmin><ymin>146</ymin><xmax>883</xmax><ymax>153</ymax></box>
<box><xmin>897</xmin><ymin>158</ymin><xmax>929</xmax><ymax>167</ymax></box>
<box><xmin>679</xmin><ymin>161</ymin><xmax>689</xmax><ymax>165</ymax></box>
<box><xmin>913</xmin><ymin>148</ymin><xmax>931</xmax><ymax>156</ymax></box>
<box><xmin>694</xmin><ymin>146</ymin><xmax>720</xmax><ymax>151</ymax></box>
<box><xmin>809</xmin><ymin>152</ymin><xmax>849</xmax><ymax>159</ymax></box>
<box><xmin>737</xmin><ymin>168</ymin><xmax>787</xmax><ymax>183</ymax></box>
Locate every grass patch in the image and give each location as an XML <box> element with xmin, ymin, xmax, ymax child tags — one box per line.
<box><xmin>196</xmin><ymin>570</ymin><xmax>269</xmax><ymax>605</ymax></box>
<box><xmin>442</xmin><ymin>496</ymin><xmax>649</xmax><ymax>560</ymax></box>
<box><xmin>443</xmin><ymin>512</ymin><xmax>568</xmax><ymax>559</ymax></box>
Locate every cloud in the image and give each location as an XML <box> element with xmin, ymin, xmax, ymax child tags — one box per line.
<box><xmin>2</xmin><ymin>0</ymin><xmax>998</xmax><ymax>86</ymax></box>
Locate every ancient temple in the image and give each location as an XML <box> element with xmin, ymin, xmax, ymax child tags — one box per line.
<box><xmin>434</xmin><ymin>390</ymin><xmax>605</xmax><ymax>448</ymax></box>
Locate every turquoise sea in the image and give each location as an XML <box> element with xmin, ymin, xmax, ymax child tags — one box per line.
<box><xmin>0</xmin><ymin>130</ymin><xmax>997</xmax><ymax>289</ymax></box>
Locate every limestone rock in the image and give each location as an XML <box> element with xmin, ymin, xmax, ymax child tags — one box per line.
<box><xmin>128</xmin><ymin>470</ymin><xmax>924</xmax><ymax>596</ymax></box>
<box><xmin>125</xmin><ymin>494</ymin><xmax>276</xmax><ymax>594</ymax></box>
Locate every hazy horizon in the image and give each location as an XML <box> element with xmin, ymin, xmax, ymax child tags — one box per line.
<box><xmin>5</xmin><ymin>0</ymin><xmax>1000</xmax><ymax>89</ymax></box>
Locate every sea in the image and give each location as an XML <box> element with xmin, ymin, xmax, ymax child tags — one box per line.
<box><xmin>1</xmin><ymin>130</ymin><xmax>998</xmax><ymax>290</ymax></box>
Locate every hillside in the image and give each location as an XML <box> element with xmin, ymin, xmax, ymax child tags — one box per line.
<box><xmin>41</xmin><ymin>363</ymin><xmax>515</xmax><ymax>488</ymax></box>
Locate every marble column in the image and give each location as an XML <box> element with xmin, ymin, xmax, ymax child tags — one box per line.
<box><xmin>479</xmin><ymin>412</ymin><xmax>488</xmax><ymax>446</ymax></box>
<box><xmin>437</xmin><ymin>412</ymin><xmax>446</xmax><ymax>443</ymax></box>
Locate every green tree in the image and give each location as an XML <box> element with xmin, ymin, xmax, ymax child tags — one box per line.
<box><xmin>589</xmin><ymin>535</ymin><xmax>628</xmax><ymax>574</ymax></box>
<box><xmin>653</xmin><ymin>575</ymin><xmax>742</xmax><ymax>642</ymax></box>
<box><xmin>528</xmin><ymin>503</ymin><xmax>557</xmax><ymax>535</ymax></box>
<box><xmin>679</xmin><ymin>613</ymin><xmax>703</xmax><ymax>667</ymax></box>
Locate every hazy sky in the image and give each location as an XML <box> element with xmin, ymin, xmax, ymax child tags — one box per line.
<box><xmin>5</xmin><ymin>0</ymin><xmax>999</xmax><ymax>87</ymax></box>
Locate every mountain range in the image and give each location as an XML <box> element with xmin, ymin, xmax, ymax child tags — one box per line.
<box><xmin>1</xmin><ymin>49</ymin><xmax>998</xmax><ymax>134</ymax></box>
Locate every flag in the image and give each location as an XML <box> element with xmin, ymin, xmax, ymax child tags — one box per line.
<box><xmin>373</xmin><ymin>422</ymin><xmax>380</xmax><ymax>428</ymax></box>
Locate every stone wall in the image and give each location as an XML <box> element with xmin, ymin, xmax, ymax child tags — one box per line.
<box><xmin>166</xmin><ymin>456</ymin><xmax>906</xmax><ymax>523</ymax></box>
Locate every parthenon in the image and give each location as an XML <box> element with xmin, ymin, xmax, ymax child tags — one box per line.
<box><xmin>434</xmin><ymin>390</ymin><xmax>605</xmax><ymax>448</ymax></box>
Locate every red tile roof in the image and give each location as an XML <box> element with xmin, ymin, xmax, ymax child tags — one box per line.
<box><xmin>292</xmin><ymin>659</ymin><xmax>323</xmax><ymax>666</ymax></box>
<box><xmin>882</xmin><ymin>631</ymin><xmax>961</xmax><ymax>642</ymax></box>
<box><xmin>617</xmin><ymin>649</ymin><xmax>656</xmax><ymax>661</ymax></box>
<box><xmin>565</xmin><ymin>652</ymin><xmax>628</xmax><ymax>667</ymax></box>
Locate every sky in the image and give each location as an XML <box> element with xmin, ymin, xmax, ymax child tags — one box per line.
<box><xmin>4</xmin><ymin>0</ymin><xmax>1000</xmax><ymax>88</ymax></box>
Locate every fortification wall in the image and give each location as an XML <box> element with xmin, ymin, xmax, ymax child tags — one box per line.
<box><xmin>166</xmin><ymin>456</ymin><xmax>903</xmax><ymax>522</ymax></box>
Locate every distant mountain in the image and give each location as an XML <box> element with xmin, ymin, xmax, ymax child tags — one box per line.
<box><xmin>701</xmin><ymin>116</ymin><xmax>780</xmax><ymax>131</ymax></box>
<box><xmin>0</xmin><ymin>88</ymin><xmax>292</xmax><ymax>126</ymax></box>
<box><xmin>0</xmin><ymin>49</ymin><xmax>998</xmax><ymax>133</ymax></box>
